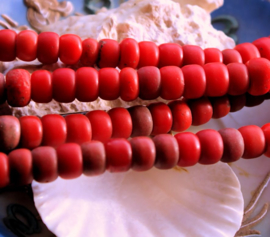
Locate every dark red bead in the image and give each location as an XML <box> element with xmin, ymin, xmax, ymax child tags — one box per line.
<box><xmin>0</xmin><ymin>29</ymin><xmax>17</xmax><ymax>61</ymax></box>
<box><xmin>80</xmin><ymin>38</ymin><xmax>98</xmax><ymax>66</ymax></box>
<box><xmin>211</xmin><ymin>96</ymin><xmax>230</xmax><ymax>119</ymax></box>
<box><xmin>0</xmin><ymin>73</ymin><xmax>6</xmax><ymax>104</ymax></box>
<box><xmin>0</xmin><ymin>153</ymin><xmax>9</xmax><ymax>188</ymax></box>
<box><xmin>228</xmin><ymin>94</ymin><xmax>246</xmax><ymax>112</ymax></box>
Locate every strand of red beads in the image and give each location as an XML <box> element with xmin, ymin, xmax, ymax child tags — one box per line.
<box><xmin>1</xmin><ymin>122</ymin><xmax>270</xmax><ymax>188</ymax></box>
<box><xmin>1</xmin><ymin>56</ymin><xmax>270</xmax><ymax>107</ymax></box>
<box><xmin>0</xmin><ymin>30</ymin><xmax>270</xmax><ymax>68</ymax></box>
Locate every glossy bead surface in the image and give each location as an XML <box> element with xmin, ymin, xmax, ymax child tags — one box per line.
<box><xmin>97</xmin><ymin>39</ymin><xmax>120</xmax><ymax>68</ymax></box>
<box><xmin>0</xmin><ymin>29</ymin><xmax>17</xmax><ymax>61</ymax></box>
<box><xmin>182</xmin><ymin>45</ymin><xmax>205</xmax><ymax>66</ymax></box>
<box><xmin>119</xmin><ymin>38</ymin><xmax>139</xmax><ymax>69</ymax></box>
<box><xmin>158</xmin><ymin>43</ymin><xmax>183</xmax><ymax>67</ymax></box>
<box><xmin>253</xmin><ymin>37</ymin><xmax>270</xmax><ymax>60</ymax></box>
<box><xmin>204</xmin><ymin>48</ymin><xmax>223</xmax><ymax>63</ymax></box>
<box><xmin>32</xmin><ymin>146</ymin><xmax>58</xmax><ymax>183</ymax></box>
<box><xmin>261</xmin><ymin>123</ymin><xmax>270</xmax><ymax>157</ymax></box>
<box><xmin>130</xmin><ymin>137</ymin><xmax>155</xmax><ymax>171</ymax></box>
<box><xmin>80</xmin><ymin>38</ymin><xmax>98</xmax><ymax>66</ymax></box>
<box><xmin>222</xmin><ymin>49</ymin><xmax>243</xmax><ymax>64</ymax></box>
<box><xmin>211</xmin><ymin>96</ymin><xmax>230</xmax><ymax>119</ymax></box>
<box><xmin>153</xmin><ymin>134</ymin><xmax>179</xmax><ymax>169</ymax></box>
<box><xmin>0</xmin><ymin>153</ymin><xmax>9</xmax><ymax>188</ymax></box>
<box><xmin>234</xmin><ymin>42</ymin><xmax>260</xmax><ymax>63</ymax></box>
<box><xmin>105</xmin><ymin>139</ymin><xmax>132</xmax><ymax>172</ymax></box>
<box><xmin>138</xmin><ymin>41</ymin><xmax>159</xmax><ymax>68</ymax></box>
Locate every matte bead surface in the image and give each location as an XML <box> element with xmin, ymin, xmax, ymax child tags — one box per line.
<box><xmin>234</xmin><ymin>42</ymin><xmax>260</xmax><ymax>63</ymax></box>
<box><xmin>253</xmin><ymin>37</ymin><xmax>270</xmax><ymax>60</ymax></box>
<box><xmin>211</xmin><ymin>96</ymin><xmax>230</xmax><ymax>119</ymax></box>
<box><xmin>204</xmin><ymin>48</ymin><xmax>223</xmax><ymax>63</ymax></box>
<box><xmin>97</xmin><ymin>39</ymin><xmax>120</xmax><ymax>68</ymax></box>
<box><xmin>119</xmin><ymin>38</ymin><xmax>139</xmax><ymax>69</ymax></box>
<box><xmin>222</xmin><ymin>49</ymin><xmax>243</xmax><ymax>64</ymax></box>
<box><xmin>138</xmin><ymin>41</ymin><xmax>159</xmax><ymax>68</ymax></box>
<box><xmin>0</xmin><ymin>29</ymin><xmax>17</xmax><ymax>61</ymax></box>
<box><xmin>0</xmin><ymin>153</ymin><xmax>9</xmax><ymax>188</ymax></box>
<box><xmin>80</xmin><ymin>38</ymin><xmax>98</xmax><ymax>66</ymax></box>
<box><xmin>182</xmin><ymin>45</ymin><xmax>205</xmax><ymax>66</ymax></box>
<box><xmin>158</xmin><ymin>43</ymin><xmax>183</xmax><ymax>68</ymax></box>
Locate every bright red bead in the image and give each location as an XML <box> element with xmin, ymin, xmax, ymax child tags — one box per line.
<box><xmin>168</xmin><ymin>100</ymin><xmax>192</xmax><ymax>132</ymax></box>
<box><xmin>6</xmin><ymin>69</ymin><xmax>31</xmax><ymax>107</ymax></box>
<box><xmin>86</xmin><ymin>110</ymin><xmax>112</xmax><ymax>143</ymax></box>
<box><xmin>0</xmin><ymin>153</ymin><xmax>9</xmax><ymax>188</ymax></box>
<box><xmin>175</xmin><ymin>132</ymin><xmax>201</xmax><ymax>167</ymax></box>
<box><xmin>138</xmin><ymin>66</ymin><xmax>161</xmax><ymax>100</ymax></box>
<box><xmin>227</xmin><ymin>63</ymin><xmax>249</xmax><ymax>95</ymax></box>
<box><xmin>32</xmin><ymin>146</ymin><xmax>58</xmax><ymax>183</ymax></box>
<box><xmin>41</xmin><ymin>114</ymin><xmax>67</xmax><ymax>147</ymax></box>
<box><xmin>182</xmin><ymin>65</ymin><xmax>206</xmax><ymax>99</ymax></box>
<box><xmin>0</xmin><ymin>29</ymin><xmax>17</xmax><ymax>61</ymax></box>
<box><xmin>204</xmin><ymin>48</ymin><xmax>223</xmax><ymax>63</ymax></box>
<box><xmin>37</xmin><ymin>32</ymin><xmax>59</xmax><ymax>64</ymax></box>
<box><xmin>253</xmin><ymin>37</ymin><xmax>270</xmax><ymax>61</ymax></box>
<box><xmin>211</xmin><ymin>96</ymin><xmax>230</xmax><ymax>119</ymax></box>
<box><xmin>65</xmin><ymin>114</ymin><xmax>92</xmax><ymax>144</ymax></box>
<box><xmin>81</xmin><ymin>141</ymin><xmax>106</xmax><ymax>176</ymax></box>
<box><xmin>52</xmin><ymin>68</ymin><xmax>76</xmax><ymax>103</ymax></box>
<box><xmin>19</xmin><ymin>116</ymin><xmax>42</xmax><ymax>149</ymax></box>
<box><xmin>0</xmin><ymin>73</ymin><xmax>6</xmax><ymax>104</ymax></box>
<box><xmin>108</xmin><ymin>107</ymin><xmax>132</xmax><ymax>139</ymax></box>
<box><xmin>246</xmin><ymin>58</ymin><xmax>270</xmax><ymax>96</ymax></box>
<box><xmin>97</xmin><ymin>39</ymin><xmax>120</xmax><ymax>68</ymax></box>
<box><xmin>105</xmin><ymin>139</ymin><xmax>132</xmax><ymax>172</ymax></box>
<box><xmin>119</xmin><ymin>67</ymin><xmax>139</xmax><ymax>101</ymax></box>
<box><xmin>80</xmin><ymin>38</ymin><xmax>98</xmax><ymax>66</ymax></box>
<box><xmin>182</xmin><ymin>45</ymin><xmax>205</xmax><ymax>66</ymax></box>
<box><xmin>196</xmin><ymin>129</ymin><xmax>224</xmax><ymax>165</ymax></box>
<box><xmin>99</xmin><ymin>68</ymin><xmax>120</xmax><ymax>100</ymax></box>
<box><xmin>31</xmin><ymin>70</ymin><xmax>52</xmax><ymax>103</ymax></box>
<box><xmin>148</xmin><ymin>102</ymin><xmax>172</xmax><ymax>136</ymax></box>
<box><xmin>160</xmin><ymin>66</ymin><xmax>184</xmax><ymax>100</ymax></box>
<box><xmin>261</xmin><ymin>123</ymin><xmax>270</xmax><ymax>158</ymax></box>
<box><xmin>218</xmin><ymin>128</ymin><xmax>244</xmax><ymax>163</ymax></box>
<box><xmin>203</xmin><ymin>62</ymin><xmax>229</xmax><ymax>97</ymax></box>
<box><xmin>138</xmin><ymin>41</ymin><xmax>159</xmax><ymax>68</ymax></box>
<box><xmin>234</xmin><ymin>42</ymin><xmax>260</xmax><ymax>63</ymax></box>
<box><xmin>130</xmin><ymin>137</ymin><xmax>155</xmax><ymax>171</ymax></box>
<box><xmin>118</xmin><ymin>38</ymin><xmax>140</xmax><ymax>69</ymax></box>
<box><xmin>8</xmin><ymin>148</ymin><xmax>33</xmax><ymax>185</ymax></box>
<box><xmin>158</xmin><ymin>43</ymin><xmax>183</xmax><ymax>68</ymax></box>
<box><xmin>57</xmin><ymin>143</ymin><xmax>83</xmax><ymax>179</ymax></box>
<box><xmin>76</xmin><ymin>67</ymin><xmax>99</xmax><ymax>102</ymax></box>
<box><xmin>222</xmin><ymin>49</ymin><xmax>243</xmax><ymax>64</ymax></box>
<box><xmin>59</xmin><ymin>34</ymin><xmax>82</xmax><ymax>65</ymax></box>
<box><xmin>153</xmin><ymin>134</ymin><xmax>179</xmax><ymax>169</ymax></box>
<box><xmin>238</xmin><ymin>125</ymin><xmax>265</xmax><ymax>159</ymax></box>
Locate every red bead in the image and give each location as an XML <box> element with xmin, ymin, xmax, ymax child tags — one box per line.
<box><xmin>245</xmin><ymin>93</ymin><xmax>265</xmax><ymax>107</ymax></box>
<box><xmin>65</xmin><ymin>114</ymin><xmax>92</xmax><ymax>144</ymax></box>
<box><xmin>80</xmin><ymin>38</ymin><xmax>98</xmax><ymax>66</ymax></box>
<box><xmin>204</xmin><ymin>48</ymin><xmax>223</xmax><ymax>63</ymax></box>
<box><xmin>119</xmin><ymin>67</ymin><xmax>139</xmax><ymax>101</ymax></box>
<box><xmin>182</xmin><ymin>45</ymin><xmax>205</xmax><ymax>66</ymax></box>
<box><xmin>97</xmin><ymin>39</ymin><xmax>120</xmax><ymax>68</ymax></box>
<box><xmin>238</xmin><ymin>125</ymin><xmax>265</xmax><ymax>159</ymax></box>
<box><xmin>168</xmin><ymin>100</ymin><xmax>192</xmax><ymax>132</ymax></box>
<box><xmin>0</xmin><ymin>153</ymin><xmax>9</xmax><ymax>188</ymax></box>
<box><xmin>37</xmin><ymin>32</ymin><xmax>59</xmax><ymax>64</ymax></box>
<box><xmin>148</xmin><ymin>102</ymin><xmax>172</xmax><ymax>136</ymax></box>
<box><xmin>19</xmin><ymin>116</ymin><xmax>42</xmax><ymax>149</ymax></box>
<box><xmin>188</xmin><ymin>97</ymin><xmax>213</xmax><ymax>126</ymax></box>
<box><xmin>99</xmin><ymin>68</ymin><xmax>120</xmax><ymax>100</ymax></box>
<box><xmin>227</xmin><ymin>63</ymin><xmax>249</xmax><ymax>95</ymax></box>
<box><xmin>118</xmin><ymin>38</ymin><xmax>139</xmax><ymax>69</ymax></box>
<box><xmin>218</xmin><ymin>128</ymin><xmax>244</xmax><ymax>163</ymax></box>
<box><xmin>0</xmin><ymin>29</ymin><xmax>17</xmax><ymax>61</ymax></box>
<box><xmin>175</xmin><ymin>132</ymin><xmax>200</xmax><ymax>167</ymax></box>
<box><xmin>31</xmin><ymin>70</ymin><xmax>52</xmax><ymax>103</ymax></box>
<box><xmin>182</xmin><ymin>65</ymin><xmax>206</xmax><ymax>99</ymax></box>
<box><xmin>160</xmin><ymin>66</ymin><xmax>184</xmax><ymax>100</ymax></box>
<box><xmin>222</xmin><ymin>49</ymin><xmax>243</xmax><ymax>64</ymax></box>
<box><xmin>57</xmin><ymin>143</ymin><xmax>83</xmax><ymax>179</ymax></box>
<box><xmin>228</xmin><ymin>94</ymin><xmax>246</xmax><ymax>112</ymax></box>
<box><xmin>130</xmin><ymin>137</ymin><xmax>155</xmax><ymax>171</ymax></box>
<box><xmin>108</xmin><ymin>107</ymin><xmax>132</xmax><ymax>139</ymax></box>
<box><xmin>32</xmin><ymin>146</ymin><xmax>58</xmax><ymax>183</ymax></box>
<box><xmin>211</xmin><ymin>96</ymin><xmax>230</xmax><ymax>119</ymax></box>
<box><xmin>153</xmin><ymin>134</ymin><xmax>179</xmax><ymax>169</ymax></box>
<box><xmin>86</xmin><ymin>110</ymin><xmax>112</xmax><ymax>143</ymax></box>
<box><xmin>158</xmin><ymin>43</ymin><xmax>183</xmax><ymax>67</ymax></box>
<box><xmin>234</xmin><ymin>42</ymin><xmax>260</xmax><ymax>63</ymax></box>
<box><xmin>6</xmin><ymin>69</ymin><xmax>31</xmax><ymax>107</ymax></box>
<box><xmin>81</xmin><ymin>141</ymin><xmax>106</xmax><ymax>176</ymax></box>
<box><xmin>138</xmin><ymin>41</ymin><xmax>159</xmax><ymax>68</ymax></box>
<box><xmin>253</xmin><ymin>37</ymin><xmax>270</xmax><ymax>61</ymax></box>
<box><xmin>0</xmin><ymin>73</ymin><xmax>6</xmax><ymax>104</ymax></box>
<box><xmin>128</xmin><ymin>105</ymin><xmax>153</xmax><ymax>137</ymax></box>
<box><xmin>52</xmin><ymin>68</ymin><xmax>76</xmax><ymax>103</ymax></box>
<box><xmin>261</xmin><ymin>123</ymin><xmax>270</xmax><ymax>157</ymax></box>
<box><xmin>138</xmin><ymin>66</ymin><xmax>161</xmax><ymax>100</ymax></box>
<box><xmin>76</xmin><ymin>67</ymin><xmax>99</xmax><ymax>102</ymax></box>
<box><xmin>203</xmin><ymin>62</ymin><xmax>229</xmax><ymax>97</ymax></box>
<box><xmin>8</xmin><ymin>149</ymin><xmax>33</xmax><ymax>185</ymax></box>
<box><xmin>16</xmin><ymin>30</ymin><xmax>38</xmax><ymax>61</ymax></box>
<box><xmin>246</xmin><ymin>58</ymin><xmax>270</xmax><ymax>96</ymax></box>
<box><xmin>0</xmin><ymin>116</ymin><xmax>20</xmax><ymax>151</ymax></box>
<box><xmin>196</xmin><ymin>129</ymin><xmax>223</xmax><ymax>165</ymax></box>
<box><xmin>41</xmin><ymin>114</ymin><xmax>67</xmax><ymax>147</ymax></box>
<box><xmin>59</xmin><ymin>34</ymin><xmax>82</xmax><ymax>65</ymax></box>
<box><xmin>105</xmin><ymin>139</ymin><xmax>132</xmax><ymax>172</ymax></box>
